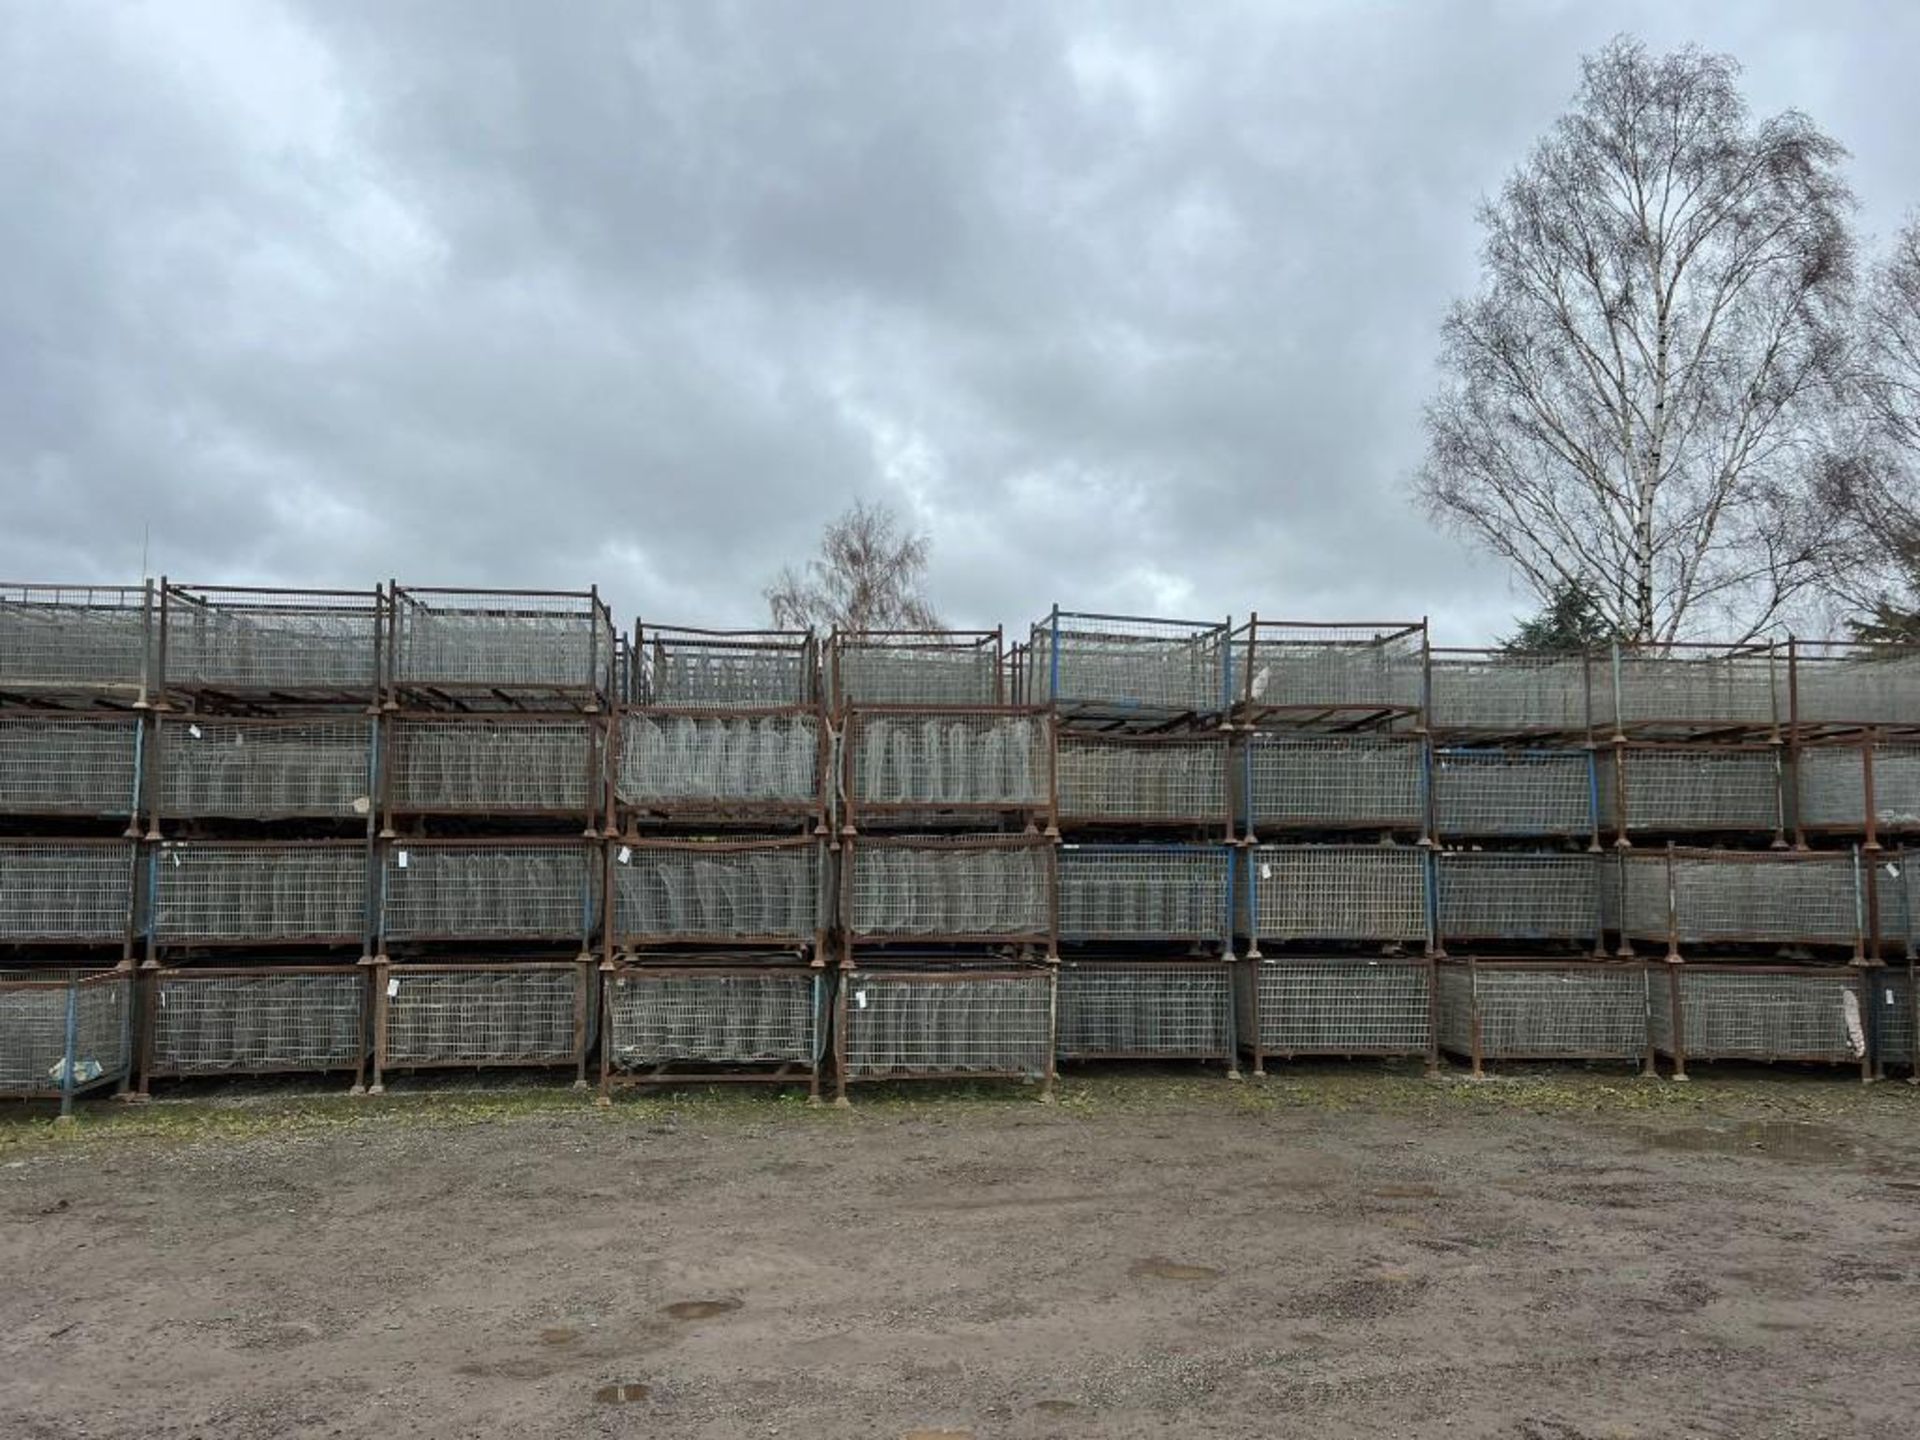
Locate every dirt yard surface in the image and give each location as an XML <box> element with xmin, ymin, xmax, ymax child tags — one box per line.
<box><xmin>4</xmin><ymin>1066</ymin><xmax>1919</xmax><ymax>1440</ymax></box>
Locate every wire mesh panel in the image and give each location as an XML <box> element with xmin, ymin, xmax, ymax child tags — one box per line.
<box><xmin>154</xmin><ymin>842</ymin><xmax>368</xmax><ymax>945</ymax></box>
<box><xmin>390</xmin><ymin>587</ymin><xmax>613</xmax><ymax>699</ymax></box>
<box><xmin>1874</xmin><ymin>966</ymin><xmax>1914</xmax><ymax>1070</ymax></box>
<box><xmin>1431</xmin><ymin>749</ymin><xmax>1595</xmax><ymax>839</ymax></box>
<box><xmin>1057</xmin><ymin>846</ymin><xmax>1230</xmax><ymax>943</ymax></box>
<box><xmin>618</xmin><ymin>711</ymin><xmax>820</xmax><ymax>815</ymax></box>
<box><xmin>0</xmin><ymin>841</ymin><xmax>136</xmax><ymax>943</ymax></box>
<box><xmin>1651</xmin><ymin>967</ymin><xmax>1868</xmax><ymax>1065</ymax></box>
<box><xmin>830</xmin><ymin>632</ymin><xmax>1002</xmax><ymax>709</ymax></box>
<box><xmin>1668</xmin><ymin>851</ymin><xmax>1861</xmax><ymax>949</ymax></box>
<box><xmin>839</xmin><ymin>969</ymin><xmax>1054</xmax><ymax>1081</ymax></box>
<box><xmin>1428</xmin><ymin>651</ymin><xmax>1594</xmax><ymax>736</ymax></box>
<box><xmin>1792</xmin><ymin>741</ymin><xmax>1920</xmax><ymax>837</ymax></box>
<box><xmin>1056</xmin><ymin>733</ymin><xmax>1227</xmax><ymax>827</ymax></box>
<box><xmin>639</xmin><ymin>627</ymin><xmax>816</xmax><ymax>707</ymax></box>
<box><xmin>381</xmin><ymin>964</ymin><xmax>583</xmax><ymax>1066</ymax></box>
<box><xmin>161</xmin><ymin>585</ymin><xmax>381</xmax><ymax>698</ymax></box>
<box><xmin>1606</xmin><ymin>746</ymin><xmax>1783</xmax><ymax>835</ymax></box>
<box><xmin>147</xmin><ymin>968</ymin><xmax>366</xmax><ymax>1078</ymax></box>
<box><xmin>155</xmin><ymin>717</ymin><xmax>374</xmax><ymax>822</ymax></box>
<box><xmin>1055</xmin><ymin>962</ymin><xmax>1233</xmax><ymax>1060</ymax></box>
<box><xmin>388</xmin><ymin>716</ymin><xmax>595</xmax><ymax>817</ymax></box>
<box><xmin>843</xmin><ymin>838</ymin><xmax>1053</xmax><ymax>944</ymax></box>
<box><xmin>1243</xmin><ymin>735</ymin><xmax>1423</xmax><ymax>833</ymax></box>
<box><xmin>1790</xmin><ymin>644</ymin><xmax>1920</xmax><ymax>729</ymax></box>
<box><xmin>1433</xmin><ymin>853</ymin><xmax>1604</xmax><ymax>948</ymax></box>
<box><xmin>381</xmin><ymin>842</ymin><xmax>594</xmax><ymax>944</ymax></box>
<box><xmin>1236</xmin><ymin>958</ymin><xmax>1432</xmax><ymax>1057</ymax></box>
<box><xmin>1027</xmin><ymin>612</ymin><xmax>1229</xmax><ymax>717</ymax></box>
<box><xmin>1604</xmin><ymin>646</ymin><xmax>1780</xmax><ymax>734</ymax></box>
<box><xmin>1436</xmin><ymin>963</ymin><xmax>1648</xmax><ymax>1061</ymax></box>
<box><xmin>846</xmin><ymin>710</ymin><xmax>1051</xmax><ymax>820</ymax></box>
<box><xmin>1244</xmin><ymin>845</ymin><xmax>1428</xmax><ymax>946</ymax></box>
<box><xmin>0</xmin><ymin>971</ymin><xmax>132</xmax><ymax>1098</ymax></box>
<box><xmin>0</xmin><ymin>583</ymin><xmax>151</xmax><ymax>702</ymax></box>
<box><xmin>0</xmin><ymin>715</ymin><xmax>141</xmax><ymax>819</ymax></box>
<box><xmin>1235</xmin><ymin>621</ymin><xmax>1426</xmax><ymax>719</ymax></box>
<box><xmin>605</xmin><ymin>968</ymin><xmax>821</xmax><ymax>1068</ymax></box>
<box><xmin>612</xmin><ymin>840</ymin><xmax>822</xmax><ymax>947</ymax></box>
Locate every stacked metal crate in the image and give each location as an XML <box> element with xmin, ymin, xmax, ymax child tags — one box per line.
<box><xmin>603</xmin><ymin>625</ymin><xmax>829</xmax><ymax>1099</ymax></box>
<box><xmin>369</xmin><ymin>586</ymin><xmax>612</xmax><ymax>1090</ymax></box>
<box><xmin>835</xmin><ymin>628</ymin><xmax>1056</xmax><ymax>1099</ymax></box>
<box><xmin>1036</xmin><ymin>609</ymin><xmax>1236</xmax><ymax>1073</ymax></box>
<box><xmin>0</xmin><ymin>584</ymin><xmax>147</xmax><ymax>1113</ymax></box>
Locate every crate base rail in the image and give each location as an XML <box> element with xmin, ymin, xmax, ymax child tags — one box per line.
<box><xmin>598</xmin><ymin>964</ymin><xmax>825</xmax><ymax>1102</ymax></box>
<box><xmin>368</xmin><ymin>959</ymin><xmax>595</xmax><ymax>1093</ymax></box>
<box><xmin>1649</xmin><ymin>963</ymin><xmax>1873</xmax><ymax>1081</ymax></box>
<box><xmin>1436</xmin><ymin>959</ymin><xmax>1654</xmax><ymax>1078</ymax></box>
<box><xmin>1236</xmin><ymin>957</ymin><xmax>1437</xmax><ymax>1076</ymax></box>
<box><xmin>139</xmin><ymin>965</ymin><xmax>369</xmax><ymax>1094</ymax></box>
<box><xmin>833</xmin><ymin>966</ymin><xmax>1057</xmax><ymax>1104</ymax></box>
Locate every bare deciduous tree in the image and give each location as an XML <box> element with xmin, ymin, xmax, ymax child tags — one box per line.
<box><xmin>1867</xmin><ymin>217</ymin><xmax>1920</xmax><ymax>457</ymax></box>
<box><xmin>765</xmin><ymin>499</ymin><xmax>942</xmax><ymax>633</ymax></box>
<box><xmin>1416</xmin><ymin>37</ymin><xmax>1860</xmax><ymax>645</ymax></box>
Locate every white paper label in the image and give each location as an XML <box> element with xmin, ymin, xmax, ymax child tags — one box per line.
<box><xmin>396</xmin><ymin>850</ymin><xmax>409</xmax><ymax>869</ymax></box>
<box><xmin>855</xmin><ymin>990</ymin><xmax>867</xmax><ymax>1009</ymax></box>
<box><xmin>1886</xmin><ymin>862</ymin><xmax>1902</xmax><ymax>880</ymax></box>
<box><xmin>187</xmin><ymin>724</ymin><xmax>202</xmax><ymax>739</ymax></box>
<box><xmin>386</xmin><ymin>978</ymin><xmax>400</xmax><ymax>997</ymax></box>
<box><xmin>1888</xmin><ymin>989</ymin><xmax>1897</xmax><ymax>1006</ymax></box>
<box><xmin>169</xmin><ymin>850</ymin><xmax>180</xmax><ymax>867</ymax></box>
<box><xmin>1260</xmin><ymin>863</ymin><xmax>1272</xmax><ymax>880</ymax></box>
<box><xmin>617</xmin><ymin>846</ymin><xmax>632</xmax><ymax>864</ymax></box>
<box><xmin>351</xmin><ymin>796</ymin><xmax>370</xmax><ymax>815</ymax></box>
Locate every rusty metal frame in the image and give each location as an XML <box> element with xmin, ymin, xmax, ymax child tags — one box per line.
<box><xmin>158</xmin><ymin>581</ymin><xmax>384</xmax><ymax>710</ymax></box>
<box><xmin>0</xmin><ymin>709</ymin><xmax>146</xmax><ymax>834</ymax></box>
<box><xmin>838</xmin><ymin>833</ymin><xmax>1058</xmax><ymax>966</ymax></box>
<box><xmin>1232</xmin><ymin>616</ymin><xmax>1428</xmax><ymax>732</ymax></box>
<box><xmin>596</xmin><ymin>962</ymin><xmax>826</xmax><ymax>1101</ymax></box>
<box><xmin>636</xmin><ymin>623</ymin><xmax>818</xmax><ymax>708</ymax></box>
<box><xmin>1053</xmin><ymin>956</ymin><xmax>1238</xmax><ymax>1067</ymax></box>
<box><xmin>1604</xmin><ymin>739</ymin><xmax>1788</xmax><ymax>847</ymax></box>
<box><xmin>607</xmin><ymin>835</ymin><xmax>828</xmax><ymax>959</ymax></box>
<box><xmin>387</xmin><ymin>583</ymin><xmax>614</xmax><ymax>711</ymax></box>
<box><xmin>376</xmin><ymin>835</ymin><xmax>599</xmax><ymax>957</ymax></box>
<box><xmin>0</xmin><ymin>968</ymin><xmax>135</xmax><ymax>1112</ymax></box>
<box><xmin>1602</xmin><ymin>639</ymin><xmax>1783</xmax><ymax>741</ymax></box>
<box><xmin>827</xmin><ymin>628</ymin><xmax>1004</xmax><ymax>713</ymax></box>
<box><xmin>1426</xmin><ymin>646</ymin><xmax>1601</xmax><ymax>741</ymax></box>
<box><xmin>0</xmin><ymin>580</ymin><xmax>156</xmax><ymax>709</ymax></box>
<box><xmin>367</xmin><ymin>956</ymin><xmax>596</xmax><ymax>1092</ymax></box>
<box><xmin>1650</xmin><ymin>962</ymin><xmax>1872</xmax><ymax>1080</ymax></box>
<box><xmin>1</xmin><ymin>836</ymin><xmax>141</xmax><ymax>960</ymax></box>
<box><xmin>380</xmin><ymin>709</ymin><xmax>606</xmax><ymax>837</ymax></box>
<box><xmin>137</xmin><ymin>964</ymin><xmax>370</xmax><ymax>1092</ymax></box>
<box><xmin>1235</xmin><ymin>955</ymin><xmax>1438</xmax><ymax>1075</ymax></box>
<box><xmin>147</xmin><ymin>711</ymin><xmax>379</xmax><ymax>839</ymax></box>
<box><xmin>1435</xmin><ymin>956</ymin><xmax>1655</xmax><ymax>1075</ymax></box>
<box><xmin>147</xmin><ymin>836</ymin><xmax>372</xmax><ymax>958</ymax></box>
<box><xmin>839</xmin><ymin>704</ymin><xmax>1057</xmax><ymax>836</ymax></box>
<box><xmin>1611</xmin><ymin>844</ymin><xmax>1864</xmax><ymax>960</ymax></box>
<box><xmin>832</xmin><ymin>965</ymin><xmax>1058</xmax><ymax>1102</ymax></box>
<box><xmin>1056</xmin><ymin>727</ymin><xmax>1230</xmax><ymax>839</ymax></box>
<box><xmin>612</xmin><ymin>705</ymin><xmax>827</xmax><ymax>836</ymax></box>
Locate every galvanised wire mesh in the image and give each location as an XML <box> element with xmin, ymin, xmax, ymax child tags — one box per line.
<box><xmin>1431</xmin><ymin>749</ymin><xmax>1595</xmax><ymax>838</ymax></box>
<box><xmin>641</xmin><ymin>628</ymin><xmax>814</xmax><ymax>707</ymax></box>
<box><xmin>1871</xmin><ymin>744</ymin><xmax>1920</xmax><ymax>831</ymax></box>
<box><xmin>1668</xmin><ymin>852</ymin><xmax>1860</xmax><ymax>947</ymax></box>
<box><xmin>0</xmin><ymin>972</ymin><xmax>130</xmax><ymax>1094</ymax></box>
<box><xmin>1056</xmin><ymin>734</ymin><xmax>1226</xmax><ymax>824</ymax></box>
<box><xmin>1057</xmin><ymin>845</ymin><xmax>1229</xmax><ymax>941</ymax></box>
<box><xmin>162</xmin><ymin>586</ymin><xmax>380</xmax><ymax>695</ymax></box>
<box><xmin>1436</xmin><ymin>964</ymin><xmax>1647</xmax><ymax>1059</ymax></box>
<box><xmin>848</xmin><ymin>712</ymin><xmax>1050</xmax><ymax>811</ymax></box>
<box><xmin>1652</xmin><ymin>968</ymin><xmax>1867</xmax><ymax>1063</ymax></box>
<box><xmin>1874</xmin><ymin>967</ymin><xmax>1914</xmax><ymax>1068</ymax></box>
<box><xmin>840</xmin><ymin>970</ymin><xmax>1054</xmax><ymax>1079</ymax></box>
<box><xmin>1246</xmin><ymin>845</ymin><xmax>1428</xmax><ymax>944</ymax></box>
<box><xmin>389</xmin><ymin>718</ymin><xmax>592</xmax><ymax>814</ymax></box>
<box><xmin>1604</xmin><ymin>649</ymin><xmax>1780</xmax><ymax>732</ymax></box>
<box><xmin>157</xmin><ymin>719</ymin><xmax>373</xmax><ymax>821</ymax></box>
<box><xmin>1428</xmin><ymin>652</ymin><xmax>1593</xmax><ymax>734</ymax></box>
<box><xmin>832</xmin><ymin>634</ymin><xmax>1000</xmax><ymax>708</ymax></box>
<box><xmin>619</xmin><ymin>713</ymin><xmax>819</xmax><ymax>808</ymax></box>
<box><xmin>149</xmin><ymin>970</ymin><xmax>366</xmax><ymax>1075</ymax></box>
<box><xmin>1027</xmin><ymin>613</ymin><xmax>1229</xmax><ymax>715</ymax></box>
<box><xmin>1789</xmin><ymin>645</ymin><xmax>1920</xmax><ymax>727</ymax></box>
<box><xmin>1237</xmin><ymin>622</ymin><xmax>1425</xmax><ymax>714</ymax></box>
<box><xmin>612</xmin><ymin>842</ymin><xmax>821</xmax><ymax>945</ymax></box>
<box><xmin>391</xmin><ymin>589</ymin><xmax>611</xmax><ymax>694</ymax></box>
<box><xmin>1606</xmin><ymin>747</ymin><xmax>1782</xmax><ymax>833</ymax></box>
<box><xmin>1609</xmin><ymin>854</ymin><xmax>1672</xmax><ymax>942</ymax></box>
<box><xmin>845</xmin><ymin>840</ymin><xmax>1051</xmax><ymax>940</ymax></box>
<box><xmin>606</xmin><ymin>969</ymin><xmax>819</xmax><ymax>1067</ymax></box>
<box><xmin>1237</xmin><ymin>959</ymin><xmax>1432</xmax><ymax>1054</ymax></box>
<box><xmin>0</xmin><ymin>842</ymin><xmax>135</xmax><ymax>942</ymax></box>
<box><xmin>382</xmin><ymin>843</ymin><xmax>592</xmax><ymax>942</ymax></box>
<box><xmin>0</xmin><ymin>584</ymin><xmax>150</xmax><ymax>698</ymax></box>
<box><xmin>1055</xmin><ymin>963</ymin><xmax>1232</xmax><ymax>1058</ymax></box>
<box><xmin>1433</xmin><ymin>853</ymin><xmax>1604</xmax><ymax>946</ymax></box>
<box><xmin>1243</xmin><ymin>735</ymin><xmax>1423</xmax><ymax>831</ymax></box>
<box><xmin>154</xmin><ymin>843</ymin><xmax>367</xmax><ymax>943</ymax></box>
<box><xmin>0</xmin><ymin>716</ymin><xmax>140</xmax><ymax>817</ymax></box>
<box><xmin>383</xmin><ymin>966</ymin><xmax>581</xmax><ymax>1065</ymax></box>
<box><xmin>1794</xmin><ymin>744</ymin><xmax>1869</xmax><ymax>832</ymax></box>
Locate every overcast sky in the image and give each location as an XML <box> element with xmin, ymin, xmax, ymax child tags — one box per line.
<box><xmin>4</xmin><ymin>2</ymin><xmax>1916</xmax><ymax>644</ymax></box>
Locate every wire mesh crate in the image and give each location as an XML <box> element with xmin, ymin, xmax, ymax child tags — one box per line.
<box><xmin>1615</xmin><ymin>849</ymin><xmax>1864</xmax><ymax>955</ymax></box>
<box><xmin>1057</xmin><ymin>845</ymin><xmax>1232</xmax><ymax>947</ymax></box>
<box><xmin>835</xmin><ymin>967</ymin><xmax>1056</xmax><ymax>1097</ymax></box>
<box><xmin>159</xmin><ymin>584</ymin><xmax>382</xmax><ymax>703</ymax></box>
<box><xmin>1436</xmin><ymin>961</ymin><xmax>1649</xmax><ymax>1070</ymax></box>
<box><xmin>1027</xmin><ymin>610</ymin><xmax>1230</xmax><ymax>720</ymax></box>
<box><xmin>1242</xmin><ymin>845</ymin><xmax>1430</xmax><ymax>950</ymax></box>
<box><xmin>1241</xmin><ymin>733</ymin><xmax>1424</xmax><ymax>837</ymax></box>
<box><xmin>637</xmin><ymin>625</ymin><xmax>817</xmax><ymax>707</ymax></box>
<box><xmin>153</xmin><ymin>716</ymin><xmax>375</xmax><ymax>828</ymax></box>
<box><xmin>1602</xmin><ymin>643</ymin><xmax>1782</xmax><ymax>737</ymax></box>
<box><xmin>1055</xmin><ymin>960</ymin><xmax>1234</xmax><ymax>1063</ymax></box>
<box><xmin>142</xmin><ymin>966</ymin><xmax>367</xmax><ymax>1089</ymax></box>
<box><xmin>386</xmin><ymin>715</ymin><xmax>599</xmax><ymax>825</ymax></box>
<box><xmin>1430</xmin><ymin>748</ymin><xmax>1597</xmax><ymax>841</ymax></box>
<box><xmin>601</xmin><ymin>964</ymin><xmax>825</xmax><ymax>1094</ymax></box>
<box><xmin>843</xmin><ymin>708</ymin><xmax>1053</xmax><ymax>831</ymax></box>
<box><xmin>611</xmin><ymin>838</ymin><xmax>824</xmax><ymax>952</ymax></box>
<box><xmin>0</xmin><ymin>969</ymin><xmax>133</xmax><ymax>1109</ymax></box>
<box><xmin>1234</xmin><ymin>957</ymin><xmax>1434</xmax><ymax>1070</ymax></box>
<box><xmin>1428</xmin><ymin>649</ymin><xmax>1596</xmax><ymax>737</ymax></box>
<box><xmin>1787</xmin><ymin>641</ymin><xmax>1920</xmax><ymax>732</ymax></box>
<box><xmin>1056</xmin><ymin>731</ymin><xmax>1228</xmax><ymax>833</ymax></box>
<box><xmin>841</xmin><ymin>835</ymin><xmax>1054</xmax><ymax>956</ymax></box>
<box><xmin>1232</xmin><ymin>619</ymin><xmax>1426</xmax><ymax>726</ymax></box>
<box><xmin>1793</xmin><ymin>740</ymin><xmax>1920</xmax><ymax>843</ymax></box>
<box><xmin>0</xmin><ymin>582</ymin><xmax>153</xmax><ymax>705</ymax></box>
<box><xmin>152</xmin><ymin>840</ymin><xmax>369</xmax><ymax>948</ymax></box>
<box><xmin>1872</xmin><ymin>964</ymin><xmax>1914</xmax><ymax>1074</ymax></box>
<box><xmin>380</xmin><ymin>840</ymin><xmax>597</xmax><ymax>949</ymax></box>
<box><xmin>617</xmin><ymin>709</ymin><xmax>823</xmax><ymax>824</ymax></box>
<box><xmin>372</xmin><ymin>961</ymin><xmax>592</xmax><ymax>1088</ymax></box>
<box><xmin>0</xmin><ymin>840</ymin><xmax>137</xmax><ymax>946</ymax></box>
<box><xmin>1433</xmin><ymin>852</ymin><xmax>1606</xmax><ymax>952</ymax></box>
<box><xmin>1649</xmin><ymin>965</ymin><xmax>1870</xmax><ymax>1075</ymax></box>
<box><xmin>829</xmin><ymin>630</ymin><xmax>1003</xmax><ymax>709</ymax></box>
<box><xmin>1603</xmin><ymin>744</ymin><xmax>1785</xmax><ymax>839</ymax></box>
<box><xmin>389</xmin><ymin>586</ymin><xmax>614</xmax><ymax>706</ymax></box>
<box><xmin>0</xmin><ymin>714</ymin><xmax>142</xmax><ymax>823</ymax></box>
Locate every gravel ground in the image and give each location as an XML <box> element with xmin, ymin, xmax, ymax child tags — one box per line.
<box><xmin>3</xmin><ymin>1065</ymin><xmax>1919</xmax><ymax>1439</ymax></box>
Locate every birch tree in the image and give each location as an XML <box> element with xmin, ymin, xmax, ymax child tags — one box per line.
<box><xmin>765</xmin><ymin>499</ymin><xmax>942</xmax><ymax>632</ymax></box>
